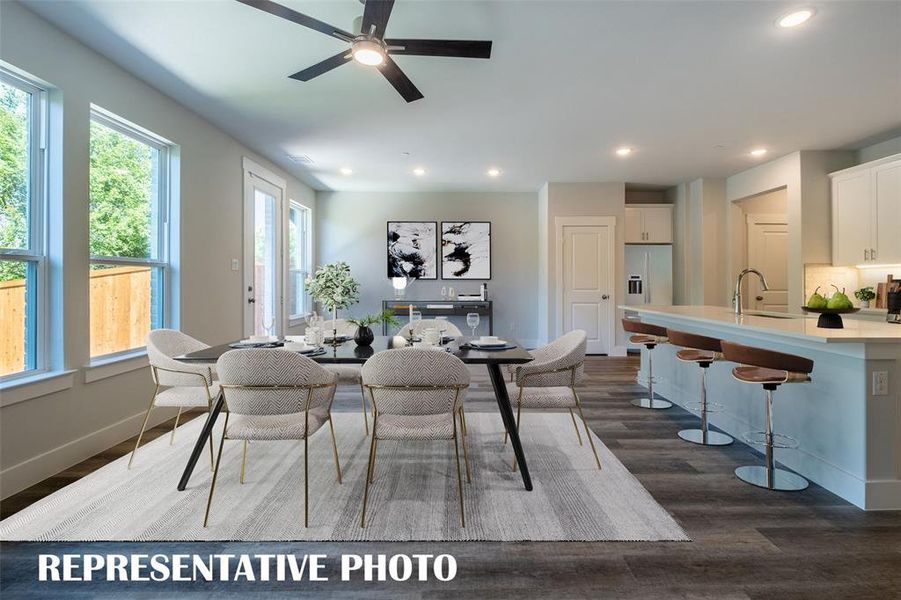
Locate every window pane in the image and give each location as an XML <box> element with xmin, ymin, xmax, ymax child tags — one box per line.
<box><xmin>0</xmin><ymin>81</ymin><xmax>31</xmax><ymax>251</ymax></box>
<box><xmin>89</xmin><ymin>120</ymin><xmax>159</xmax><ymax>259</ymax></box>
<box><xmin>253</xmin><ymin>190</ymin><xmax>278</xmax><ymax>335</ymax></box>
<box><xmin>288</xmin><ymin>205</ymin><xmax>307</xmax><ymax>319</ymax></box>
<box><xmin>89</xmin><ymin>263</ymin><xmax>162</xmax><ymax>356</ymax></box>
<box><xmin>0</xmin><ymin>259</ymin><xmax>37</xmax><ymax>376</ymax></box>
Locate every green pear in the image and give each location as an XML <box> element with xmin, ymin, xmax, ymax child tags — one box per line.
<box><xmin>827</xmin><ymin>285</ymin><xmax>853</xmax><ymax>309</ymax></box>
<box><xmin>807</xmin><ymin>286</ymin><xmax>827</xmax><ymax>309</ymax></box>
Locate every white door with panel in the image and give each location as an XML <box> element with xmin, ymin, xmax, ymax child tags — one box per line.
<box><xmin>244</xmin><ymin>175</ymin><xmax>284</xmax><ymax>338</ymax></box>
<box><xmin>561</xmin><ymin>223</ymin><xmax>613</xmax><ymax>354</ymax></box>
<box><xmin>747</xmin><ymin>215</ymin><xmax>788</xmax><ymax>312</ymax></box>
<box><xmin>831</xmin><ymin>170</ymin><xmax>873</xmax><ymax>266</ymax></box>
<box><xmin>874</xmin><ymin>160</ymin><xmax>901</xmax><ymax>264</ymax></box>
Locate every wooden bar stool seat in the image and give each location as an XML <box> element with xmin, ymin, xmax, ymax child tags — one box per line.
<box><xmin>721</xmin><ymin>341</ymin><xmax>813</xmax><ymax>492</ymax></box>
<box><xmin>622</xmin><ymin>319</ymin><xmax>672</xmax><ymax>410</ymax></box>
<box><xmin>667</xmin><ymin>329</ymin><xmax>733</xmax><ymax>447</ymax></box>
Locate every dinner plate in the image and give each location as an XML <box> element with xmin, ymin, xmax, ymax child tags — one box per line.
<box><xmin>469</xmin><ymin>340</ymin><xmax>509</xmax><ymax>348</ymax></box>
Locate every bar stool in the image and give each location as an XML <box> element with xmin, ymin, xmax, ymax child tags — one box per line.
<box><xmin>622</xmin><ymin>319</ymin><xmax>672</xmax><ymax>410</ymax></box>
<box><xmin>666</xmin><ymin>329</ymin><xmax>733</xmax><ymax>446</ymax></box>
<box><xmin>720</xmin><ymin>341</ymin><xmax>813</xmax><ymax>492</ymax></box>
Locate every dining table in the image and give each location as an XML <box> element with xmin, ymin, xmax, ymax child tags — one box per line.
<box><xmin>173</xmin><ymin>335</ymin><xmax>536</xmax><ymax>491</ymax></box>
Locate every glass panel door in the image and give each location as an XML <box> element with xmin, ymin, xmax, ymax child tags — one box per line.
<box><xmin>244</xmin><ymin>177</ymin><xmax>282</xmax><ymax>337</ymax></box>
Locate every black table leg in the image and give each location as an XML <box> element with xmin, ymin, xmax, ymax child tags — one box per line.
<box><xmin>177</xmin><ymin>391</ymin><xmax>224</xmax><ymax>491</ymax></box>
<box><xmin>487</xmin><ymin>363</ymin><xmax>532</xmax><ymax>491</ymax></box>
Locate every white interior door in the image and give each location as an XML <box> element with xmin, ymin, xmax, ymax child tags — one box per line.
<box><xmin>561</xmin><ymin>224</ymin><xmax>613</xmax><ymax>354</ymax></box>
<box><xmin>244</xmin><ymin>175</ymin><xmax>283</xmax><ymax>337</ymax></box>
<box><xmin>747</xmin><ymin>215</ymin><xmax>788</xmax><ymax>312</ymax></box>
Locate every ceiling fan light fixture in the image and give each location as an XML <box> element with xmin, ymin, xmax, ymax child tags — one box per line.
<box><xmin>352</xmin><ymin>39</ymin><xmax>385</xmax><ymax>66</ymax></box>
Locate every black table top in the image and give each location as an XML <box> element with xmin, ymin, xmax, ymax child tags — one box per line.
<box><xmin>175</xmin><ymin>336</ymin><xmax>533</xmax><ymax>365</ymax></box>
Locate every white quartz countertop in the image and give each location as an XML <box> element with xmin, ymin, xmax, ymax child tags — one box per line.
<box><xmin>620</xmin><ymin>305</ymin><xmax>901</xmax><ymax>344</ymax></box>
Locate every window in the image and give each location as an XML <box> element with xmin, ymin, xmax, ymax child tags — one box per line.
<box><xmin>0</xmin><ymin>68</ymin><xmax>46</xmax><ymax>380</ymax></box>
<box><xmin>89</xmin><ymin>108</ymin><xmax>170</xmax><ymax>358</ymax></box>
<box><xmin>288</xmin><ymin>201</ymin><xmax>311</xmax><ymax>321</ymax></box>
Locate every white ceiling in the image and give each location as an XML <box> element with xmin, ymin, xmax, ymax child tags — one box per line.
<box><xmin>23</xmin><ymin>0</ymin><xmax>901</xmax><ymax>192</ymax></box>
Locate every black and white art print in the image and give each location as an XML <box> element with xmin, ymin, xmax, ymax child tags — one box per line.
<box><xmin>441</xmin><ymin>221</ymin><xmax>491</xmax><ymax>280</ymax></box>
<box><xmin>387</xmin><ymin>221</ymin><xmax>438</xmax><ymax>279</ymax></box>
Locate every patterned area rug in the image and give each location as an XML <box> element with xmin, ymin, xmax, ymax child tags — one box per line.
<box><xmin>0</xmin><ymin>412</ymin><xmax>688</xmax><ymax>542</ymax></box>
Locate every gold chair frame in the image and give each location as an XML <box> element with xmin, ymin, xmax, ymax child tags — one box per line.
<box><xmin>128</xmin><ymin>365</ymin><xmax>217</xmax><ymax>470</ymax></box>
<box><xmin>360</xmin><ymin>383</ymin><xmax>471</xmax><ymax>529</ymax></box>
<box><xmin>505</xmin><ymin>362</ymin><xmax>602</xmax><ymax>471</ymax></box>
<box><xmin>203</xmin><ymin>381</ymin><xmax>341</xmax><ymax>528</ymax></box>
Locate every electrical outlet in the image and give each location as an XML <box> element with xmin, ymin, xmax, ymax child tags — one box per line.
<box><xmin>231</xmin><ymin>259</ymin><xmax>240</xmax><ymax>272</ymax></box>
<box><xmin>872</xmin><ymin>371</ymin><xmax>888</xmax><ymax>396</ymax></box>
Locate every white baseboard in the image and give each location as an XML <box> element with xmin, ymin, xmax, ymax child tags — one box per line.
<box><xmin>0</xmin><ymin>406</ymin><xmax>177</xmax><ymax>500</ymax></box>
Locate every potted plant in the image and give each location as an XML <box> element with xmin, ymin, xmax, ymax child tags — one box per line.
<box><xmin>854</xmin><ymin>286</ymin><xmax>876</xmax><ymax>308</ymax></box>
<box><xmin>348</xmin><ymin>310</ymin><xmax>400</xmax><ymax>346</ymax></box>
<box><xmin>305</xmin><ymin>262</ymin><xmax>360</xmax><ymax>343</ymax></box>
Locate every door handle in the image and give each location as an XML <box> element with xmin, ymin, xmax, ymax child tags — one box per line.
<box><xmin>247</xmin><ymin>298</ymin><xmax>256</xmax><ymax>304</ymax></box>
<box><xmin>756</xmin><ymin>295</ymin><xmax>764</xmax><ymax>301</ymax></box>
<box><xmin>602</xmin><ymin>294</ymin><xmax>609</xmax><ymax>300</ymax></box>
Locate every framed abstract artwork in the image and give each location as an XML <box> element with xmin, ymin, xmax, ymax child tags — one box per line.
<box><xmin>441</xmin><ymin>221</ymin><xmax>491</xmax><ymax>279</ymax></box>
<box><xmin>386</xmin><ymin>221</ymin><xmax>438</xmax><ymax>279</ymax></box>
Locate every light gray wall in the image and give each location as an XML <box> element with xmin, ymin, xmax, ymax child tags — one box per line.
<box><xmin>316</xmin><ymin>191</ymin><xmax>540</xmax><ymax>345</ymax></box>
<box><xmin>857</xmin><ymin>134</ymin><xmax>901</xmax><ymax>163</ymax></box>
<box><xmin>0</xmin><ymin>2</ymin><xmax>315</xmax><ymax>497</ymax></box>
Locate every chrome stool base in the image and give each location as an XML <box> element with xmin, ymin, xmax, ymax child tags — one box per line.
<box><xmin>678</xmin><ymin>428</ymin><xmax>733</xmax><ymax>446</ymax></box>
<box><xmin>631</xmin><ymin>397</ymin><xmax>673</xmax><ymax>410</ymax></box>
<box><xmin>735</xmin><ymin>465</ymin><xmax>808</xmax><ymax>491</ymax></box>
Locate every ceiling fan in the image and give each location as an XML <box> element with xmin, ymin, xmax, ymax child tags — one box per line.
<box><xmin>236</xmin><ymin>0</ymin><xmax>493</xmax><ymax>102</ymax></box>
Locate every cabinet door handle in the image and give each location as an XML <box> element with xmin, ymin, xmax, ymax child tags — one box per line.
<box><xmin>872</xmin><ymin>248</ymin><xmax>877</xmax><ymax>261</ymax></box>
<box><xmin>865</xmin><ymin>249</ymin><xmax>870</xmax><ymax>261</ymax></box>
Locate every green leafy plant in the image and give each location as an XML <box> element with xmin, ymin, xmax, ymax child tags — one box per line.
<box><xmin>348</xmin><ymin>309</ymin><xmax>400</xmax><ymax>329</ymax></box>
<box><xmin>854</xmin><ymin>286</ymin><xmax>876</xmax><ymax>302</ymax></box>
<box><xmin>304</xmin><ymin>262</ymin><xmax>360</xmax><ymax>311</ymax></box>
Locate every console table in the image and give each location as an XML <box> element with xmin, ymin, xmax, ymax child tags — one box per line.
<box><xmin>381</xmin><ymin>300</ymin><xmax>493</xmax><ymax>335</ymax></box>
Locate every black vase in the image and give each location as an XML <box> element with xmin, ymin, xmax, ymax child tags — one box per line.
<box><xmin>354</xmin><ymin>326</ymin><xmax>374</xmax><ymax>346</ymax></box>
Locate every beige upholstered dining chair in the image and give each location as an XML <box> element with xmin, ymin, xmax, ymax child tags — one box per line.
<box><xmin>395</xmin><ymin>318</ymin><xmax>464</xmax><ymax>338</ymax></box>
<box><xmin>505</xmin><ymin>330</ymin><xmax>601</xmax><ymax>470</ymax></box>
<box><xmin>204</xmin><ymin>348</ymin><xmax>341</xmax><ymax>528</ymax></box>
<box><xmin>130</xmin><ymin>329</ymin><xmax>219</xmax><ymax>470</ymax></box>
<box><xmin>360</xmin><ymin>347</ymin><xmax>471</xmax><ymax>528</ymax></box>
<box><xmin>317</xmin><ymin>318</ymin><xmax>370</xmax><ymax>435</ymax></box>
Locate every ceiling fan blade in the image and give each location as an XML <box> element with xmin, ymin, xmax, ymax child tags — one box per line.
<box><xmin>236</xmin><ymin>0</ymin><xmax>353</xmax><ymax>42</ymax></box>
<box><xmin>361</xmin><ymin>0</ymin><xmax>395</xmax><ymax>39</ymax></box>
<box><xmin>377</xmin><ymin>56</ymin><xmax>423</xmax><ymax>103</ymax></box>
<box><xmin>289</xmin><ymin>52</ymin><xmax>352</xmax><ymax>81</ymax></box>
<box><xmin>385</xmin><ymin>39</ymin><xmax>492</xmax><ymax>59</ymax></box>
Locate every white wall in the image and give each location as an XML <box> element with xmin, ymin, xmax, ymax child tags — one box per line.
<box><xmin>671</xmin><ymin>178</ymin><xmax>727</xmax><ymax>306</ymax></box>
<box><xmin>316</xmin><ymin>191</ymin><xmax>540</xmax><ymax>346</ymax></box>
<box><xmin>0</xmin><ymin>2</ymin><xmax>315</xmax><ymax>498</ymax></box>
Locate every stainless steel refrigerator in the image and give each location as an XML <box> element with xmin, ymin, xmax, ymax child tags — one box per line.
<box><xmin>624</xmin><ymin>245</ymin><xmax>673</xmax><ymax>349</ymax></box>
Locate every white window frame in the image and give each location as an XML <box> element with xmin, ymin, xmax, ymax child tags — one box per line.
<box><xmin>288</xmin><ymin>200</ymin><xmax>312</xmax><ymax>324</ymax></box>
<box><xmin>88</xmin><ymin>106</ymin><xmax>172</xmax><ymax>361</ymax></box>
<box><xmin>0</xmin><ymin>67</ymin><xmax>49</xmax><ymax>383</ymax></box>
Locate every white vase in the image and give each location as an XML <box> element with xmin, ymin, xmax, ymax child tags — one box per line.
<box><xmin>860</xmin><ymin>300</ymin><xmax>870</xmax><ymax>308</ymax></box>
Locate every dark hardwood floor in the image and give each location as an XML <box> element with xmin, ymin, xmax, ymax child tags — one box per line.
<box><xmin>2</xmin><ymin>356</ymin><xmax>900</xmax><ymax>598</ymax></box>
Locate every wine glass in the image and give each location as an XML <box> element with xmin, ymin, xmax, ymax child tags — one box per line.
<box><xmin>262</xmin><ymin>316</ymin><xmax>275</xmax><ymax>340</ymax></box>
<box><xmin>440</xmin><ymin>286</ymin><xmax>447</xmax><ymax>300</ymax></box>
<box><xmin>436</xmin><ymin>316</ymin><xmax>449</xmax><ymax>343</ymax></box>
<box><xmin>409</xmin><ymin>311</ymin><xmax>422</xmax><ymax>338</ymax></box>
<box><xmin>466</xmin><ymin>312</ymin><xmax>480</xmax><ymax>338</ymax></box>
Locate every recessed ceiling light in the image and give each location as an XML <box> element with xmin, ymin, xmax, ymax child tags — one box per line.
<box><xmin>339</xmin><ymin>167</ymin><xmax>353</xmax><ymax>175</ymax></box>
<box><xmin>413</xmin><ymin>167</ymin><xmax>426</xmax><ymax>176</ymax></box>
<box><xmin>615</xmin><ymin>147</ymin><xmax>633</xmax><ymax>157</ymax></box>
<box><xmin>486</xmin><ymin>168</ymin><xmax>501</xmax><ymax>177</ymax></box>
<box><xmin>777</xmin><ymin>8</ymin><xmax>814</xmax><ymax>28</ymax></box>
<box><xmin>749</xmin><ymin>148</ymin><xmax>768</xmax><ymax>157</ymax></box>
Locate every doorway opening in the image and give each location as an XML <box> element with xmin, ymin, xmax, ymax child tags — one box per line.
<box><xmin>731</xmin><ymin>188</ymin><xmax>788</xmax><ymax>312</ymax></box>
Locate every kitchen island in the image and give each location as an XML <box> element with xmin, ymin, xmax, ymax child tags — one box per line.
<box><xmin>621</xmin><ymin>305</ymin><xmax>901</xmax><ymax>510</ymax></box>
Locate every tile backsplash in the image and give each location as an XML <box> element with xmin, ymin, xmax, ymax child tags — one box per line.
<box><xmin>804</xmin><ymin>264</ymin><xmax>898</xmax><ymax>308</ymax></box>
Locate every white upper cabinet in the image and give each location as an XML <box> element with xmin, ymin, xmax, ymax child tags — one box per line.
<box><xmin>830</xmin><ymin>153</ymin><xmax>901</xmax><ymax>266</ymax></box>
<box><xmin>625</xmin><ymin>204</ymin><xmax>673</xmax><ymax>243</ymax></box>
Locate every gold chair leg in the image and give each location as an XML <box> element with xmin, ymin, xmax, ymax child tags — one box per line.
<box><xmin>452</xmin><ymin>422</ymin><xmax>466</xmax><ymax>528</ymax></box>
<box><xmin>170</xmin><ymin>407</ymin><xmax>182</xmax><ymax>445</ymax></box>
<box><xmin>328</xmin><ymin>412</ymin><xmax>342</xmax><ymax>484</ymax></box>
<box><xmin>127</xmin><ymin>386</ymin><xmax>158</xmax><ymax>470</ymax></box>
<box><xmin>360</xmin><ymin>382</ymin><xmax>370</xmax><ymax>436</ymax></box>
<box><xmin>568</xmin><ymin>408</ymin><xmax>584</xmax><ymax>446</ymax></box>
<box><xmin>360</xmin><ymin>416</ymin><xmax>379</xmax><ymax>528</ymax></box>
<box><xmin>303</xmin><ymin>433</ymin><xmax>309</xmax><ymax>528</ymax></box>
<box><xmin>203</xmin><ymin>413</ymin><xmax>229</xmax><ymax>527</ymax></box>
<box><xmin>512</xmin><ymin>402</ymin><xmax>523</xmax><ymax>472</ymax></box>
<box><xmin>458</xmin><ymin>410</ymin><xmax>472</xmax><ymax>483</ymax></box>
<box><xmin>207</xmin><ymin>403</ymin><xmax>216</xmax><ymax>471</ymax></box>
<box><xmin>575</xmin><ymin>391</ymin><xmax>602</xmax><ymax>470</ymax></box>
<box><xmin>460</xmin><ymin>407</ymin><xmax>468</xmax><ymax>437</ymax></box>
<box><xmin>240</xmin><ymin>440</ymin><xmax>248</xmax><ymax>484</ymax></box>
<box><xmin>369</xmin><ymin>438</ymin><xmax>379</xmax><ymax>483</ymax></box>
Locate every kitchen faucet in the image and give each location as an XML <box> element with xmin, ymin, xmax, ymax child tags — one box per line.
<box><xmin>733</xmin><ymin>268</ymin><xmax>770</xmax><ymax>315</ymax></box>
